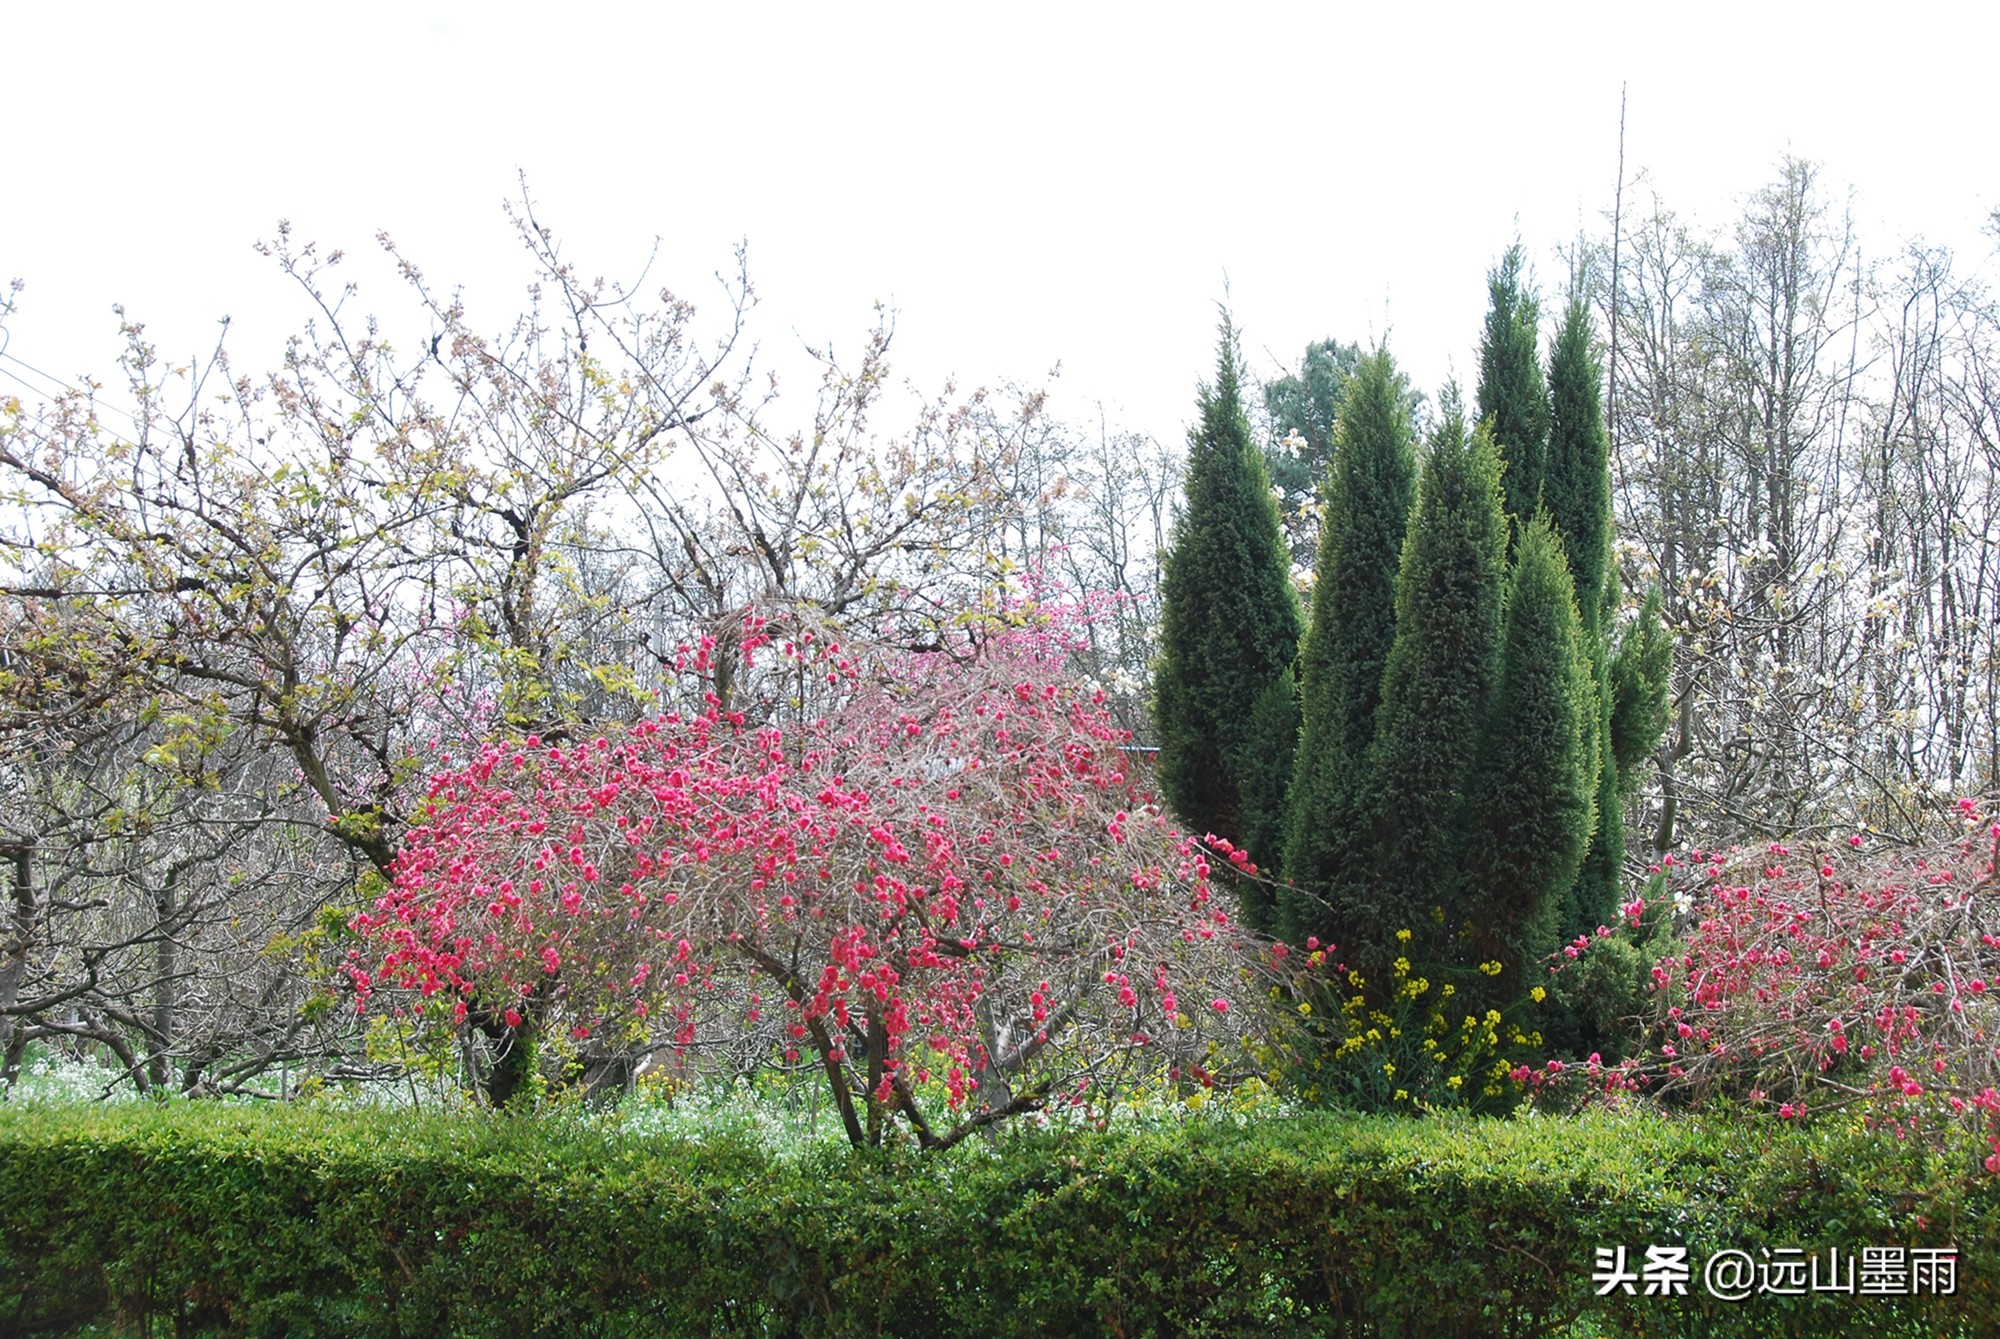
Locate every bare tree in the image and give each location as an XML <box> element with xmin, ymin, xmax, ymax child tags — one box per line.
<box><xmin>1601</xmin><ymin>160</ymin><xmax>1999</xmax><ymax>851</ymax></box>
<box><xmin>2</xmin><ymin>193</ymin><xmax>1176</xmax><ymax>1100</ymax></box>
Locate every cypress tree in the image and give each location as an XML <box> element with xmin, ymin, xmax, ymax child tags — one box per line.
<box><xmin>1544</xmin><ymin>296</ymin><xmax>1614</xmax><ymax>637</ymax></box>
<box><xmin>1236</xmin><ymin>668</ymin><xmax>1300</xmax><ymax>901</ymax></box>
<box><xmin>1477</xmin><ymin>244</ymin><xmax>1551</xmax><ymax>528</ymax></box>
<box><xmin>1545</xmin><ymin>292</ymin><xmax>1622</xmax><ymax>936</ymax></box>
<box><xmin>1561</xmin><ymin>652</ymin><xmax>1624</xmax><ymax>940</ymax></box>
<box><xmin>1362</xmin><ymin>400</ymin><xmax>1507</xmax><ymax>957</ymax></box>
<box><xmin>1153</xmin><ymin>315</ymin><xmax>1304</xmax><ymax>931</ymax></box>
<box><xmin>1462</xmin><ymin>514</ymin><xmax>1597</xmax><ymax>982</ymax></box>
<box><xmin>1279</xmin><ymin>348</ymin><xmax>1418</xmax><ymax>945</ymax></box>
<box><xmin>1609</xmin><ymin>586</ymin><xmax>1673</xmax><ymax>777</ymax></box>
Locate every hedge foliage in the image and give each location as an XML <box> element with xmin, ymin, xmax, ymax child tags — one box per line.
<box><xmin>1</xmin><ymin>1103</ymin><xmax>1993</xmax><ymax>1337</ymax></box>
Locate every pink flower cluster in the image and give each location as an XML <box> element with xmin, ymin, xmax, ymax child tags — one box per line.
<box><xmin>348</xmin><ymin>609</ymin><xmax>1250</xmax><ymax>1141</ymax></box>
<box><xmin>1524</xmin><ymin>802</ymin><xmax>2000</xmax><ymax>1166</ymax></box>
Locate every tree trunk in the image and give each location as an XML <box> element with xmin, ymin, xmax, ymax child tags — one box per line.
<box><xmin>147</xmin><ymin>867</ymin><xmax>179</xmax><ymax>1090</ymax></box>
<box><xmin>0</xmin><ymin>843</ymin><xmax>35</xmax><ymax>1085</ymax></box>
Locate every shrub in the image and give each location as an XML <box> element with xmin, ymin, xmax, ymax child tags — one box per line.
<box><xmin>1525</xmin><ymin>800</ymin><xmax>2000</xmax><ymax>1165</ymax></box>
<box><xmin>3</xmin><ymin>1100</ymin><xmax>1994</xmax><ymax>1336</ymax></box>
<box><xmin>351</xmin><ymin>608</ymin><xmax>1261</xmax><ymax>1143</ymax></box>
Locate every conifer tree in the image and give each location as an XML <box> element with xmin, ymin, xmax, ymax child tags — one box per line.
<box><xmin>1462</xmin><ymin>514</ymin><xmax>1597</xmax><ymax>980</ymax></box>
<box><xmin>1561</xmin><ymin>657</ymin><xmax>1624</xmax><ymax>940</ymax></box>
<box><xmin>1545</xmin><ymin>292</ymin><xmax>1623</xmax><ymax>936</ymax></box>
<box><xmin>1543</xmin><ymin>296</ymin><xmax>1614</xmax><ymax>637</ymax></box>
<box><xmin>1610</xmin><ymin>587</ymin><xmax>1673</xmax><ymax>777</ymax></box>
<box><xmin>1153</xmin><ymin>315</ymin><xmax>1303</xmax><ymax>930</ymax></box>
<box><xmin>1477</xmin><ymin>244</ymin><xmax>1551</xmax><ymax>527</ymax></box>
<box><xmin>1279</xmin><ymin>349</ymin><xmax>1417</xmax><ymax>944</ymax></box>
<box><xmin>1362</xmin><ymin>401</ymin><xmax>1507</xmax><ymax>956</ymax></box>
<box><xmin>1237</xmin><ymin>668</ymin><xmax>1301</xmax><ymax>901</ymax></box>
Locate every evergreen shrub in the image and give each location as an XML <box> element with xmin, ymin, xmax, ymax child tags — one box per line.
<box><xmin>1</xmin><ymin>1103</ymin><xmax>1992</xmax><ymax>1337</ymax></box>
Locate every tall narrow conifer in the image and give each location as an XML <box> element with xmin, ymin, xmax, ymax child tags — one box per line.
<box><xmin>1362</xmin><ymin>402</ymin><xmax>1507</xmax><ymax>956</ymax></box>
<box><xmin>1279</xmin><ymin>349</ymin><xmax>1417</xmax><ymax>944</ymax></box>
<box><xmin>1545</xmin><ymin>292</ymin><xmax>1625</xmax><ymax>935</ymax></box>
<box><xmin>1544</xmin><ymin>296</ymin><xmax>1615</xmax><ymax>637</ymax></box>
<box><xmin>1462</xmin><ymin>514</ymin><xmax>1597</xmax><ymax>980</ymax></box>
<box><xmin>1477</xmin><ymin>245</ymin><xmax>1551</xmax><ymax>528</ymax></box>
<box><xmin>1153</xmin><ymin>316</ymin><xmax>1303</xmax><ymax>930</ymax></box>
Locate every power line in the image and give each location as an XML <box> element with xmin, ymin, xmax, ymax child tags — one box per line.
<box><xmin>0</xmin><ymin>350</ymin><xmax>155</xmax><ymax>442</ymax></box>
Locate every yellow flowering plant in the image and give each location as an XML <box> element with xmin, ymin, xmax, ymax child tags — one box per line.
<box><xmin>1263</xmin><ymin>930</ymin><xmax>1543</xmax><ymax>1113</ymax></box>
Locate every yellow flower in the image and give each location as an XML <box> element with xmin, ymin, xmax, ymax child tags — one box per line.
<box><xmin>1394</xmin><ymin>1088</ymin><xmax>1409</xmax><ymax>1102</ymax></box>
<box><xmin>1382</xmin><ymin>1062</ymin><xmax>1396</xmax><ymax>1077</ymax></box>
<box><xmin>1529</xmin><ymin>985</ymin><xmax>1547</xmax><ymax>1003</ymax></box>
<box><xmin>1393</xmin><ymin>956</ymin><xmax>1412</xmax><ymax>976</ymax></box>
<box><xmin>1297</xmin><ymin>1002</ymin><xmax>1312</xmax><ymax>1017</ymax></box>
<box><xmin>1446</xmin><ymin>1075</ymin><xmax>1464</xmax><ymax>1090</ymax></box>
<box><xmin>1396</xmin><ymin>928</ymin><xmax>1412</xmax><ymax>943</ymax></box>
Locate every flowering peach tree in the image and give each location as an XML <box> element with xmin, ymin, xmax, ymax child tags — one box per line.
<box><xmin>348</xmin><ymin>609</ymin><xmax>1258</xmax><ymax>1145</ymax></box>
<box><xmin>1522</xmin><ymin>798</ymin><xmax>2000</xmax><ymax>1168</ymax></box>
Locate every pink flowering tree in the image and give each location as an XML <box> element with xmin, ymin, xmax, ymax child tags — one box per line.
<box><xmin>349</xmin><ymin>605</ymin><xmax>1259</xmax><ymax>1145</ymax></box>
<box><xmin>1521</xmin><ymin>798</ymin><xmax>2000</xmax><ymax>1166</ymax></box>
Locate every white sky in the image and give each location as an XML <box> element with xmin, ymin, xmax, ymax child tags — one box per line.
<box><xmin>3</xmin><ymin>3</ymin><xmax>1995</xmax><ymax>453</ymax></box>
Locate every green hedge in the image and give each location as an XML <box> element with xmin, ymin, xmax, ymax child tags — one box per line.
<box><xmin>0</xmin><ymin>1103</ymin><xmax>1992</xmax><ymax>1337</ymax></box>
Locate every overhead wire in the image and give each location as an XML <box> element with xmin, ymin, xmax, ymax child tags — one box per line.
<box><xmin>0</xmin><ymin>349</ymin><xmax>152</xmax><ymax>443</ymax></box>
